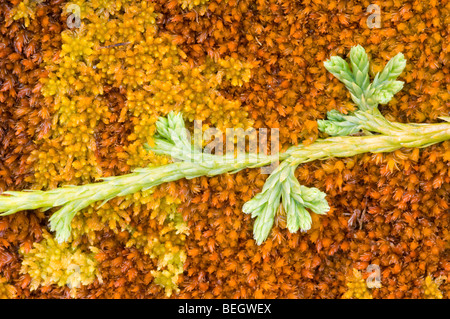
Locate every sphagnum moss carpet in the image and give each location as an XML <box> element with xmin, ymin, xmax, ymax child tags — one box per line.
<box><xmin>0</xmin><ymin>0</ymin><xmax>448</xmax><ymax>299</ymax></box>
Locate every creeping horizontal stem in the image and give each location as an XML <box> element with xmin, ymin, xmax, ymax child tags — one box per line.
<box><xmin>1</xmin><ymin>120</ymin><xmax>448</xmax><ymax>243</ymax></box>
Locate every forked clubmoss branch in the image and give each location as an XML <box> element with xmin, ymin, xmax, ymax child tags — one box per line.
<box><xmin>1</xmin><ymin>45</ymin><xmax>449</xmax><ymax>244</ymax></box>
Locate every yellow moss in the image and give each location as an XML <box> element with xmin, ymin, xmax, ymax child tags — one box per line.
<box><xmin>20</xmin><ymin>231</ymin><xmax>101</xmax><ymax>297</ymax></box>
<box><xmin>71</xmin><ymin>204</ymin><xmax>125</xmax><ymax>244</ymax></box>
<box><xmin>8</xmin><ymin>0</ymin><xmax>38</xmax><ymax>28</ymax></box>
<box><xmin>148</xmin><ymin>221</ymin><xmax>187</xmax><ymax>297</ymax></box>
<box><xmin>422</xmin><ymin>275</ymin><xmax>445</xmax><ymax>299</ymax></box>
<box><xmin>31</xmin><ymin>0</ymin><xmax>253</xmax><ymax>185</ymax></box>
<box><xmin>151</xmin><ymin>249</ymin><xmax>186</xmax><ymax>297</ymax></box>
<box><xmin>149</xmin><ymin>220</ymin><xmax>187</xmax><ymax>296</ymax></box>
<box><xmin>0</xmin><ymin>276</ymin><xmax>16</xmax><ymax>299</ymax></box>
<box><xmin>28</xmin><ymin>95</ymin><xmax>109</xmax><ymax>188</ymax></box>
<box><xmin>179</xmin><ymin>0</ymin><xmax>211</xmax><ymax>10</ymax></box>
<box><xmin>71</xmin><ymin>189</ymin><xmax>185</xmax><ymax>244</ymax></box>
<box><xmin>30</xmin><ymin>0</ymin><xmax>253</xmax><ymax>296</ymax></box>
<box><xmin>205</xmin><ymin>57</ymin><xmax>253</xmax><ymax>88</ymax></box>
<box><xmin>342</xmin><ymin>268</ymin><xmax>373</xmax><ymax>299</ymax></box>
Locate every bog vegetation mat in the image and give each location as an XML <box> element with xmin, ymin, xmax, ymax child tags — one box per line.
<box><xmin>0</xmin><ymin>0</ymin><xmax>448</xmax><ymax>299</ymax></box>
